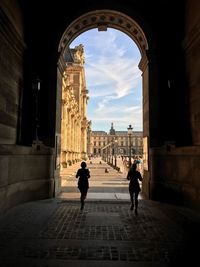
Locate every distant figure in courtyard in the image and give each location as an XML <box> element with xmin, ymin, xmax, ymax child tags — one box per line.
<box><xmin>76</xmin><ymin>161</ymin><xmax>90</xmax><ymax>210</ymax></box>
<box><xmin>126</xmin><ymin>163</ymin><xmax>143</xmax><ymax>215</ymax></box>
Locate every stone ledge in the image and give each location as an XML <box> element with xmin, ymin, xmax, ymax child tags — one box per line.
<box><xmin>0</xmin><ymin>144</ymin><xmax>54</xmax><ymax>155</ymax></box>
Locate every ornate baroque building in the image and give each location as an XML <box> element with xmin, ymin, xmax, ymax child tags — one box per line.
<box><xmin>61</xmin><ymin>45</ymin><xmax>89</xmax><ymax>168</ymax></box>
<box><xmin>90</xmin><ymin>123</ymin><xmax>143</xmax><ymax>158</ymax></box>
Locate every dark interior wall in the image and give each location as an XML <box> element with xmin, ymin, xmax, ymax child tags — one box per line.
<box><xmin>135</xmin><ymin>0</ymin><xmax>190</xmax><ymax>147</ymax></box>
<box><xmin>19</xmin><ymin>1</ymin><xmax>60</xmax><ymax>146</ymax></box>
<box><xmin>184</xmin><ymin>0</ymin><xmax>200</xmax><ymax>146</ymax></box>
<box><xmin>144</xmin><ymin>1</ymin><xmax>190</xmax><ymax>147</ymax></box>
<box><xmin>0</xmin><ymin>1</ymin><xmax>24</xmax><ymax>144</ymax></box>
<box><xmin>18</xmin><ymin>0</ymin><xmax>190</xmax><ymax>148</ymax></box>
<box><xmin>0</xmin><ymin>1</ymin><xmax>55</xmax><ymax>212</ymax></box>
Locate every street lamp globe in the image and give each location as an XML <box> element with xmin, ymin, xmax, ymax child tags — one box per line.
<box><xmin>127</xmin><ymin>124</ymin><xmax>133</xmax><ymax>168</ymax></box>
<box><xmin>127</xmin><ymin>124</ymin><xmax>133</xmax><ymax>134</ymax></box>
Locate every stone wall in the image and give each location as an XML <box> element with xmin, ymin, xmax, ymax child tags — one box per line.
<box><xmin>145</xmin><ymin>0</ymin><xmax>200</xmax><ymax>211</ymax></box>
<box><xmin>0</xmin><ymin>144</ymin><xmax>55</xmax><ymax>212</ymax></box>
<box><xmin>184</xmin><ymin>0</ymin><xmax>200</xmax><ymax>145</ymax></box>
<box><xmin>0</xmin><ymin>2</ymin><xmax>56</xmax><ymax>211</ymax></box>
<box><xmin>0</xmin><ymin>5</ymin><xmax>24</xmax><ymax>144</ymax></box>
<box><xmin>150</xmin><ymin>146</ymin><xmax>200</xmax><ymax>209</ymax></box>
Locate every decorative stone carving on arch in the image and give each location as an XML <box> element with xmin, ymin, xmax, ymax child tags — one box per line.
<box><xmin>58</xmin><ymin>9</ymin><xmax>148</xmax><ymax>57</ymax></box>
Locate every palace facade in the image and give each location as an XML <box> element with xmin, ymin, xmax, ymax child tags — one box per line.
<box><xmin>61</xmin><ymin>45</ymin><xmax>89</xmax><ymax>168</ymax></box>
<box><xmin>88</xmin><ymin>123</ymin><xmax>143</xmax><ymax>158</ymax></box>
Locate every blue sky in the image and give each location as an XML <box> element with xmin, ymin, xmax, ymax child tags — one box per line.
<box><xmin>70</xmin><ymin>28</ymin><xmax>142</xmax><ymax>132</ymax></box>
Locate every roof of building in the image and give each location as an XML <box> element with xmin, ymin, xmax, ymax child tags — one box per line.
<box><xmin>92</xmin><ymin>131</ymin><xmax>107</xmax><ymax>135</ymax></box>
<box><xmin>91</xmin><ymin>123</ymin><xmax>142</xmax><ymax>136</ymax></box>
<box><xmin>92</xmin><ymin>131</ymin><xmax>143</xmax><ymax>136</ymax></box>
<box><xmin>115</xmin><ymin>131</ymin><xmax>127</xmax><ymax>135</ymax></box>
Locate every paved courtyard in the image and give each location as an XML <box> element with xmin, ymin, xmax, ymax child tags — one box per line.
<box><xmin>60</xmin><ymin>157</ymin><xmax>141</xmax><ymax>201</ymax></box>
<box><xmin>0</xmin><ymin>159</ymin><xmax>199</xmax><ymax>267</ymax></box>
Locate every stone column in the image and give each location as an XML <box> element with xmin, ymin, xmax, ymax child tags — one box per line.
<box><xmin>71</xmin><ymin>114</ymin><xmax>75</xmax><ymax>163</ymax></box>
<box><xmin>138</xmin><ymin>54</ymin><xmax>150</xmax><ymax>198</ymax></box>
<box><xmin>139</xmin><ymin>54</ymin><xmax>149</xmax><ymax>143</ymax></box>
<box><xmin>81</xmin><ymin>118</ymin><xmax>87</xmax><ymax>160</ymax></box>
<box><xmin>61</xmin><ymin>100</ymin><xmax>67</xmax><ymax>168</ymax></box>
<box><xmin>68</xmin><ymin>109</ymin><xmax>72</xmax><ymax>164</ymax></box>
<box><xmin>74</xmin><ymin>119</ymin><xmax>78</xmax><ymax>161</ymax></box>
<box><xmin>78</xmin><ymin>120</ymin><xmax>81</xmax><ymax>160</ymax></box>
<box><xmin>66</xmin><ymin>107</ymin><xmax>70</xmax><ymax>164</ymax></box>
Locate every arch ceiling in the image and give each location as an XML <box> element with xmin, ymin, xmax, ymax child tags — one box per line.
<box><xmin>58</xmin><ymin>10</ymin><xmax>148</xmax><ymax>56</ymax></box>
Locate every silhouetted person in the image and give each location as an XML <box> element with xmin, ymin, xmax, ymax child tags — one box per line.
<box><xmin>76</xmin><ymin>161</ymin><xmax>90</xmax><ymax>210</ymax></box>
<box><xmin>126</xmin><ymin>163</ymin><xmax>142</xmax><ymax>215</ymax></box>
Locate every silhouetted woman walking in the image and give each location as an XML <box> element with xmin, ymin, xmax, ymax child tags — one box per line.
<box><xmin>76</xmin><ymin>161</ymin><xmax>90</xmax><ymax>210</ymax></box>
<box><xmin>127</xmin><ymin>163</ymin><xmax>142</xmax><ymax>215</ymax></box>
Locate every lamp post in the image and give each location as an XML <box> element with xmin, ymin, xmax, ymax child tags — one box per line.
<box><xmin>111</xmin><ymin>140</ymin><xmax>114</xmax><ymax>166</ymax></box>
<box><xmin>106</xmin><ymin>146</ymin><xmax>109</xmax><ymax>163</ymax></box>
<box><xmin>114</xmin><ymin>139</ymin><xmax>118</xmax><ymax>167</ymax></box>
<box><xmin>109</xmin><ymin>142</ymin><xmax>112</xmax><ymax>164</ymax></box>
<box><xmin>111</xmin><ymin>137</ymin><xmax>116</xmax><ymax>166</ymax></box>
<box><xmin>127</xmin><ymin>124</ymin><xmax>133</xmax><ymax>168</ymax></box>
<box><xmin>32</xmin><ymin>77</ymin><xmax>41</xmax><ymax>144</ymax></box>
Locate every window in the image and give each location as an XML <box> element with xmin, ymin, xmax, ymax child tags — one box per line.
<box><xmin>74</xmin><ymin>74</ymin><xmax>79</xmax><ymax>83</ymax></box>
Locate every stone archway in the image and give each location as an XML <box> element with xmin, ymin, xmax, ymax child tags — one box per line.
<box><xmin>55</xmin><ymin>9</ymin><xmax>150</xmax><ymax>197</ymax></box>
<box><xmin>58</xmin><ymin>10</ymin><xmax>148</xmax><ymax>55</ymax></box>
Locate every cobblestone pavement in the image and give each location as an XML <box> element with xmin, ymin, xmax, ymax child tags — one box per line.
<box><xmin>0</xmin><ymin>159</ymin><xmax>200</xmax><ymax>267</ymax></box>
<box><xmin>0</xmin><ymin>198</ymin><xmax>200</xmax><ymax>267</ymax></box>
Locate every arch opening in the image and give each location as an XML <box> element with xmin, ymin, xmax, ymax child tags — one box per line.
<box><xmin>55</xmin><ymin>9</ymin><xmax>150</xmax><ymax>200</ymax></box>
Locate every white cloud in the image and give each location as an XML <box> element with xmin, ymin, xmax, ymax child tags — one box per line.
<box><xmin>86</xmin><ymin>58</ymin><xmax>141</xmax><ymax>111</ymax></box>
<box><xmin>70</xmin><ymin>28</ymin><xmax>143</xmax><ymax>131</ymax></box>
<box><xmin>89</xmin><ymin>103</ymin><xmax>142</xmax><ymax>131</ymax></box>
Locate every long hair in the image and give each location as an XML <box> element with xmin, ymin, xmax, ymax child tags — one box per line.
<box><xmin>131</xmin><ymin>163</ymin><xmax>137</xmax><ymax>170</ymax></box>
